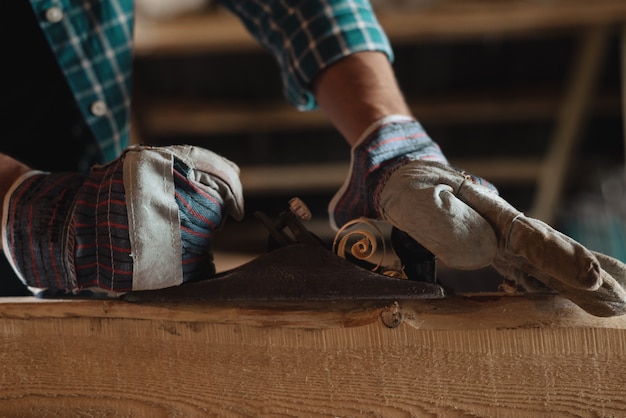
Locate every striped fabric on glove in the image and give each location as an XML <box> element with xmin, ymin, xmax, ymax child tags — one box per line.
<box><xmin>2</xmin><ymin>145</ymin><xmax>243</xmax><ymax>296</ymax></box>
<box><xmin>329</xmin><ymin>116</ymin><xmax>451</xmax><ymax>230</ymax></box>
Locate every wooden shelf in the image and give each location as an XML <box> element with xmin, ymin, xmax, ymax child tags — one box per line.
<box><xmin>135</xmin><ymin>89</ymin><xmax>619</xmax><ymax>196</ymax></box>
<box><xmin>134</xmin><ymin>0</ymin><xmax>626</xmax><ymax>56</ymax></box>
<box><xmin>238</xmin><ymin>158</ymin><xmax>542</xmax><ymax>195</ymax></box>
<box><xmin>135</xmin><ymin>92</ymin><xmax>621</xmax><ymax>136</ymax></box>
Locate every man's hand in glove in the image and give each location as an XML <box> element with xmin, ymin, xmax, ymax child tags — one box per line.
<box><xmin>2</xmin><ymin>145</ymin><xmax>244</xmax><ymax>297</ymax></box>
<box><xmin>329</xmin><ymin>115</ymin><xmax>626</xmax><ymax>317</ymax></box>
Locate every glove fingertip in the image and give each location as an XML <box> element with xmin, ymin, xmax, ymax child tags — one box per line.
<box><xmin>507</xmin><ymin>216</ymin><xmax>603</xmax><ymax>291</ymax></box>
<box><xmin>576</xmin><ymin>269</ymin><xmax>626</xmax><ymax>317</ymax></box>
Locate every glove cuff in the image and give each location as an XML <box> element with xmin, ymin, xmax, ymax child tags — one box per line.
<box><xmin>329</xmin><ymin>117</ymin><xmax>447</xmax><ymax>229</ymax></box>
<box><xmin>3</xmin><ymin>171</ymin><xmax>86</xmax><ymax>292</ymax></box>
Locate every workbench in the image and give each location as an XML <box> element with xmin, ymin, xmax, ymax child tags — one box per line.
<box><xmin>1</xmin><ymin>295</ymin><xmax>625</xmax><ymax>416</ymax></box>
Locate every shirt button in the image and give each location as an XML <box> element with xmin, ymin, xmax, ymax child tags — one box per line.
<box><xmin>45</xmin><ymin>7</ymin><xmax>64</xmax><ymax>23</ymax></box>
<box><xmin>90</xmin><ymin>101</ymin><xmax>108</xmax><ymax>116</ymax></box>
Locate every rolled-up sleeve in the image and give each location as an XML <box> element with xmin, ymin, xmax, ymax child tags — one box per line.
<box><xmin>218</xmin><ymin>0</ymin><xmax>393</xmax><ymax>110</ymax></box>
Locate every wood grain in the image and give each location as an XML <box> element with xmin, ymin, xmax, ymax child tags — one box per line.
<box><xmin>1</xmin><ymin>295</ymin><xmax>626</xmax><ymax>416</ymax></box>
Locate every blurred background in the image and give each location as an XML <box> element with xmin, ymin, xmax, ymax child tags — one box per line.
<box><xmin>131</xmin><ymin>0</ymin><xmax>626</xmax><ymax>292</ymax></box>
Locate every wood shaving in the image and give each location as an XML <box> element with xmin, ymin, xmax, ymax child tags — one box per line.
<box><xmin>332</xmin><ymin>217</ymin><xmax>405</xmax><ymax>278</ymax></box>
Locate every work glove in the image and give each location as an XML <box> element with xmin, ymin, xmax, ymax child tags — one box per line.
<box><xmin>2</xmin><ymin>144</ymin><xmax>244</xmax><ymax>297</ymax></box>
<box><xmin>329</xmin><ymin>115</ymin><xmax>626</xmax><ymax>317</ymax></box>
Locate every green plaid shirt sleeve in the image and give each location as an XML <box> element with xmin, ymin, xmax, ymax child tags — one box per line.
<box><xmin>219</xmin><ymin>0</ymin><xmax>394</xmax><ymax>111</ymax></box>
<box><xmin>30</xmin><ymin>0</ymin><xmax>391</xmax><ymax>163</ymax></box>
<box><xmin>29</xmin><ymin>0</ymin><xmax>134</xmax><ymax>163</ymax></box>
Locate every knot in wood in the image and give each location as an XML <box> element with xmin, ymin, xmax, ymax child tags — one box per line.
<box><xmin>381</xmin><ymin>302</ymin><xmax>402</xmax><ymax>328</ymax></box>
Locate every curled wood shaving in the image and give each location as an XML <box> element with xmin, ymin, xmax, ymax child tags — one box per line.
<box><xmin>332</xmin><ymin>218</ymin><xmax>405</xmax><ymax>279</ymax></box>
<box><xmin>333</xmin><ymin>218</ymin><xmax>385</xmax><ymax>271</ymax></box>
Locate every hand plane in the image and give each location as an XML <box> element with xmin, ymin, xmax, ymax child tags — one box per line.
<box><xmin>123</xmin><ymin>198</ymin><xmax>446</xmax><ymax>303</ymax></box>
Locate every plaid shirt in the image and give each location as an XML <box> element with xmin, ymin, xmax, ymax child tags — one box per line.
<box><xmin>30</xmin><ymin>0</ymin><xmax>392</xmax><ymax>163</ymax></box>
<box><xmin>219</xmin><ymin>0</ymin><xmax>393</xmax><ymax>110</ymax></box>
<box><xmin>29</xmin><ymin>0</ymin><xmax>134</xmax><ymax>164</ymax></box>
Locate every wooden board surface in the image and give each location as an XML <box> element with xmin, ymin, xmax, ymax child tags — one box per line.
<box><xmin>1</xmin><ymin>295</ymin><xmax>626</xmax><ymax>416</ymax></box>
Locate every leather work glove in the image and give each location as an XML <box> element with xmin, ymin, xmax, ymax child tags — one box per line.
<box><xmin>329</xmin><ymin>115</ymin><xmax>626</xmax><ymax>317</ymax></box>
<box><xmin>448</xmin><ymin>175</ymin><xmax>626</xmax><ymax>317</ymax></box>
<box><xmin>2</xmin><ymin>145</ymin><xmax>244</xmax><ymax>297</ymax></box>
<box><xmin>330</xmin><ymin>115</ymin><xmax>499</xmax><ymax>270</ymax></box>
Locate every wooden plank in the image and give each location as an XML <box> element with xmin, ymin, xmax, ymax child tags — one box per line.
<box><xmin>375</xmin><ymin>0</ymin><xmax>626</xmax><ymax>43</ymax></box>
<box><xmin>137</xmin><ymin>100</ymin><xmax>331</xmax><ymax>136</ymax></box>
<box><xmin>240</xmin><ymin>162</ymin><xmax>349</xmax><ymax>194</ymax></box>
<box><xmin>1</xmin><ymin>295</ymin><xmax>626</xmax><ymax>416</ymax></box>
<box><xmin>135</xmin><ymin>94</ymin><xmax>621</xmax><ymax>137</ymax></box>
<box><xmin>133</xmin><ymin>0</ymin><xmax>626</xmax><ymax>56</ymax></box>
<box><xmin>237</xmin><ymin>158</ymin><xmax>542</xmax><ymax>195</ymax></box>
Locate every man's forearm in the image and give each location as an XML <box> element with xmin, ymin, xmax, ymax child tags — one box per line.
<box><xmin>312</xmin><ymin>51</ymin><xmax>413</xmax><ymax>146</ymax></box>
<box><xmin>0</xmin><ymin>154</ymin><xmax>32</xmax><ymax>251</ymax></box>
